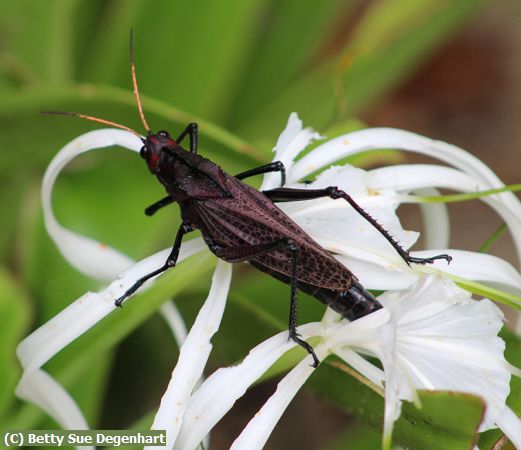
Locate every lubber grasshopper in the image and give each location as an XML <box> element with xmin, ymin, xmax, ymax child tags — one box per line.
<box><xmin>45</xmin><ymin>33</ymin><xmax>451</xmax><ymax>367</ymax></box>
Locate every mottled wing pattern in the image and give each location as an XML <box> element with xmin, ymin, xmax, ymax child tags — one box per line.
<box><xmin>193</xmin><ymin>175</ymin><xmax>353</xmax><ymax>291</ymax></box>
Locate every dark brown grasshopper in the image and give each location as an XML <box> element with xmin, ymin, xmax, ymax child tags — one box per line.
<box><xmin>46</xmin><ymin>34</ymin><xmax>451</xmax><ymax>367</ymax></box>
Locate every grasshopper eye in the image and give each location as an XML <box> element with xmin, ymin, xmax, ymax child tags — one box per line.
<box><xmin>158</xmin><ymin>130</ymin><xmax>169</xmax><ymax>137</ymax></box>
<box><xmin>140</xmin><ymin>146</ymin><xmax>148</xmax><ymax>159</ymax></box>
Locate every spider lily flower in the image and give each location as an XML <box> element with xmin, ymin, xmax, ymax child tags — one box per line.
<box><xmin>15</xmin><ymin>114</ymin><xmax>521</xmax><ymax>449</ymax></box>
<box><xmin>174</xmin><ymin>275</ymin><xmax>521</xmax><ymax>450</ymax></box>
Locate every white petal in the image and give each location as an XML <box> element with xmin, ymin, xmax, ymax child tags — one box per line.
<box><xmin>376</xmin><ymin>164</ymin><xmax>521</xmax><ymax>248</ymax></box>
<box><xmin>43</xmin><ymin>128</ymin><xmax>192</xmax><ymax>349</ymax></box>
<box><xmin>495</xmin><ymin>406</ymin><xmax>521</xmax><ymax>449</ymax></box>
<box><xmin>16</xmin><ymin>370</ymin><xmax>94</xmax><ymax>450</ymax></box>
<box><xmin>16</xmin><ymin>239</ymin><xmax>206</xmax><ymax>372</ymax></box>
<box><xmin>413</xmin><ymin>249</ymin><xmax>521</xmax><ymax>296</ymax></box>
<box><xmin>313</xmin><ymin>237</ymin><xmax>521</xmax><ymax>295</ymax></box>
<box><xmin>160</xmin><ymin>301</ymin><xmax>188</xmax><ymax>346</ymax></box>
<box><xmin>230</xmin><ymin>344</ymin><xmax>328</xmax><ymax>450</ymax></box>
<box><xmin>379</xmin><ymin>276</ymin><xmax>512</xmax><ymax>432</ymax></box>
<box><xmin>174</xmin><ymin>322</ymin><xmax>323</xmax><ymax>450</ymax></box>
<box><xmin>333</xmin><ymin>255</ymin><xmax>417</xmax><ymax>290</ymax></box>
<box><xmin>416</xmin><ymin>188</ymin><xmax>450</xmax><ymax>249</ymax></box>
<box><xmin>261</xmin><ymin>113</ymin><xmax>322</xmax><ymax>190</ymax></box>
<box><xmin>333</xmin><ymin>347</ymin><xmax>385</xmax><ymax>388</ymax></box>
<box><xmin>290</xmin><ymin>131</ymin><xmax>521</xmax><ymax>265</ymax></box>
<box><xmin>312</xmin><ymin>236</ymin><xmax>417</xmax><ymax>289</ymax></box>
<box><xmin>278</xmin><ymin>164</ymin><xmax>418</xmax><ymax>253</ymax></box>
<box><xmin>42</xmin><ymin>129</ymin><xmax>142</xmax><ymax>281</ymax></box>
<box><xmin>291</xmin><ymin>128</ymin><xmax>515</xmax><ymax>195</ymax></box>
<box><xmin>148</xmin><ymin>261</ymin><xmax>232</xmax><ymax>449</ymax></box>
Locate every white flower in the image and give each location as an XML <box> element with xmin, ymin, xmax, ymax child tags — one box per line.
<box><xmin>15</xmin><ymin>114</ymin><xmax>521</xmax><ymax>449</ymax></box>
<box><xmin>191</xmin><ymin>275</ymin><xmax>519</xmax><ymax>450</ymax></box>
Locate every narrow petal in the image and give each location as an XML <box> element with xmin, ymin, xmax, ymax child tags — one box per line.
<box><xmin>16</xmin><ymin>370</ymin><xmax>94</xmax><ymax>450</ymax></box>
<box><xmin>413</xmin><ymin>249</ymin><xmax>521</xmax><ymax>296</ymax></box>
<box><xmin>277</xmin><ymin>164</ymin><xmax>418</xmax><ymax>253</ymax></box>
<box><xmin>43</xmin><ymin>127</ymin><xmax>192</xmax><ymax>353</ymax></box>
<box><xmin>16</xmin><ymin>239</ymin><xmax>206</xmax><ymax>372</ymax></box>
<box><xmin>415</xmin><ymin>188</ymin><xmax>450</xmax><ymax>250</ymax></box>
<box><xmin>332</xmin><ymin>347</ymin><xmax>385</xmax><ymax>388</ymax></box>
<box><xmin>160</xmin><ymin>301</ymin><xmax>188</xmax><ymax>345</ymax></box>
<box><xmin>230</xmin><ymin>344</ymin><xmax>329</xmax><ymax>450</ymax></box>
<box><xmin>261</xmin><ymin>113</ymin><xmax>322</xmax><ymax>190</ymax></box>
<box><xmin>290</xmin><ymin>130</ymin><xmax>521</xmax><ymax>264</ymax></box>
<box><xmin>315</xmin><ymin>234</ymin><xmax>521</xmax><ymax>295</ymax></box>
<box><xmin>376</xmin><ymin>165</ymin><xmax>521</xmax><ymax>250</ymax></box>
<box><xmin>41</xmin><ymin>129</ymin><xmax>142</xmax><ymax>281</ymax></box>
<box><xmin>495</xmin><ymin>406</ymin><xmax>521</xmax><ymax>449</ymax></box>
<box><xmin>174</xmin><ymin>322</ymin><xmax>323</xmax><ymax>450</ymax></box>
<box><xmin>147</xmin><ymin>261</ymin><xmax>232</xmax><ymax>450</ymax></box>
<box><xmin>291</xmin><ymin>128</ymin><xmax>517</xmax><ymax>196</ymax></box>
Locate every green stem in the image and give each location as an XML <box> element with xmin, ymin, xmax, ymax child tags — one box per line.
<box><xmin>479</xmin><ymin>223</ymin><xmax>507</xmax><ymax>253</ymax></box>
<box><xmin>400</xmin><ymin>184</ymin><xmax>521</xmax><ymax>204</ymax></box>
<box><xmin>1</xmin><ymin>83</ymin><xmax>263</xmax><ymax>161</ymax></box>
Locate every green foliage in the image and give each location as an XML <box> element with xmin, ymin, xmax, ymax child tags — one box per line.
<box><xmin>0</xmin><ymin>268</ymin><xmax>31</xmax><ymax>419</ymax></box>
<box><xmin>0</xmin><ymin>0</ymin><xmax>502</xmax><ymax>448</ymax></box>
<box><xmin>308</xmin><ymin>362</ymin><xmax>486</xmax><ymax>449</ymax></box>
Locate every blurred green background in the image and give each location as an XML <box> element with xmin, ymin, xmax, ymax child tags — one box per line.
<box><xmin>1</xmin><ymin>1</ymin><xmax>520</xmax><ymax>449</ymax></box>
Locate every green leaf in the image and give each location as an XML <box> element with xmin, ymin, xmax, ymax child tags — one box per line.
<box><xmin>227</xmin><ymin>0</ymin><xmax>354</xmax><ymax>128</ymax></box>
<box><xmin>395</xmin><ymin>391</ymin><xmax>484</xmax><ymax>449</ymax></box>
<box><xmin>237</xmin><ymin>0</ymin><xmax>486</xmax><ymax>146</ymax></box>
<box><xmin>0</xmin><ymin>84</ymin><xmax>261</xmax><ymax>173</ymax></box>
<box><xmin>0</xmin><ymin>174</ymin><xmax>28</xmax><ymax>260</ymax></box>
<box><xmin>0</xmin><ymin>0</ymin><xmax>80</xmax><ymax>83</ymax></box>
<box><xmin>479</xmin><ymin>327</ymin><xmax>521</xmax><ymax>449</ymax></box>
<box><xmin>82</xmin><ymin>0</ymin><xmax>271</xmax><ymax>122</ymax></box>
<box><xmin>324</xmin><ymin>424</ymin><xmax>382</xmax><ymax>450</ymax></box>
<box><xmin>311</xmin><ymin>363</ymin><xmax>485</xmax><ymax>449</ymax></box>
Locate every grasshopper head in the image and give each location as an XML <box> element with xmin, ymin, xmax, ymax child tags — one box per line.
<box><xmin>141</xmin><ymin>130</ymin><xmax>176</xmax><ymax>173</ymax></box>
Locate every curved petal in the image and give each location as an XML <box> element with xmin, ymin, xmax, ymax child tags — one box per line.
<box><xmin>372</xmin><ymin>164</ymin><xmax>521</xmax><ymax>259</ymax></box>
<box><xmin>230</xmin><ymin>344</ymin><xmax>328</xmax><ymax>450</ymax></box>
<box><xmin>16</xmin><ymin>370</ymin><xmax>94</xmax><ymax>450</ymax></box>
<box><xmin>495</xmin><ymin>406</ymin><xmax>521</xmax><ymax>449</ymax></box>
<box><xmin>290</xmin><ymin>130</ymin><xmax>521</xmax><ymax>265</ymax></box>
<box><xmin>16</xmin><ymin>239</ymin><xmax>206</xmax><ymax>372</ymax></box>
<box><xmin>291</xmin><ymin>128</ymin><xmax>515</xmax><ymax>195</ymax></box>
<box><xmin>174</xmin><ymin>322</ymin><xmax>323</xmax><ymax>450</ymax></box>
<box><xmin>261</xmin><ymin>113</ymin><xmax>322</xmax><ymax>190</ymax></box>
<box><xmin>160</xmin><ymin>301</ymin><xmax>188</xmax><ymax>346</ymax></box>
<box><xmin>415</xmin><ymin>188</ymin><xmax>450</xmax><ymax>250</ymax></box>
<box><xmin>413</xmin><ymin>249</ymin><xmax>521</xmax><ymax>296</ymax></box>
<box><xmin>147</xmin><ymin>261</ymin><xmax>232</xmax><ymax>450</ymax></box>
<box><xmin>41</xmin><ymin>129</ymin><xmax>142</xmax><ymax>281</ymax></box>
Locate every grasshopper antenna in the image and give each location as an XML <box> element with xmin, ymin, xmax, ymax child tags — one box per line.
<box><xmin>130</xmin><ymin>29</ymin><xmax>151</xmax><ymax>134</ymax></box>
<box><xmin>41</xmin><ymin>111</ymin><xmax>144</xmax><ymax>140</ymax></box>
